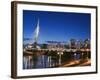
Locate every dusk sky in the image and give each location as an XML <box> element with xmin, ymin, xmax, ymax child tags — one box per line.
<box><xmin>23</xmin><ymin>10</ymin><xmax>91</xmax><ymax>44</ymax></box>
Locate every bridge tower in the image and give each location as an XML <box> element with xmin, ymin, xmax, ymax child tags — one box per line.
<box><xmin>33</xmin><ymin>19</ymin><xmax>40</xmax><ymax>48</ymax></box>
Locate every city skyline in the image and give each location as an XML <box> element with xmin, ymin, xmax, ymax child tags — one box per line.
<box><xmin>23</xmin><ymin>10</ymin><xmax>91</xmax><ymax>44</ymax></box>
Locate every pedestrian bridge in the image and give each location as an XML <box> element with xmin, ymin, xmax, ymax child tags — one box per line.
<box><xmin>23</xmin><ymin>48</ymin><xmax>90</xmax><ymax>56</ymax></box>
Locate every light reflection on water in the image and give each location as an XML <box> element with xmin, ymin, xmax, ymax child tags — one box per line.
<box><xmin>23</xmin><ymin>55</ymin><xmax>52</xmax><ymax>69</ymax></box>
<box><xmin>23</xmin><ymin>52</ymin><xmax>85</xmax><ymax>69</ymax></box>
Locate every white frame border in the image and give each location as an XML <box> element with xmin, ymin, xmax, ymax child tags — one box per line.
<box><xmin>16</xmin><ymin>3</ymin><xmax>97</xmax><ymax>77</ymax></box>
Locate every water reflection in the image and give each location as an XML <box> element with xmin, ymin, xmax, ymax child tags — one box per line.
<box><xmin>23</xmin><ymin>55</ymin><xmax>55</xmax><ymax>69</ymax></box>
<box><xmin>23</xmin><ymin>51</ymin><xmax>90</xmax><ymax>69</ymax></box>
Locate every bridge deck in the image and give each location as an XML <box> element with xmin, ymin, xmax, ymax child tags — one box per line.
<box><xmin>23</xmin><ymin>48</ymin><xmax>90</xmax><ymax>56</ymax></box>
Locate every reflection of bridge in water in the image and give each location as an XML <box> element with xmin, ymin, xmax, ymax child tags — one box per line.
<box><xmin>23</xmin><ymin>48</ymin><xmax>91</xmax><ymax>69</ymax></box>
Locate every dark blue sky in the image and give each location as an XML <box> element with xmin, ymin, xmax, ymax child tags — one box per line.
<box><xmin>23</xmin><ymin>10</ymin><xmax>91</xmax><ymax>44</ymax></box>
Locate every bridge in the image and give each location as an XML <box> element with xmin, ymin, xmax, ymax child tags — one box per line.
<box><xmin>23</xmin><ymin>48</ymin><xmax>91</xmax><ymax>69</ymax></box>
<box><xmin>23</xmin><ymin>48</ymin><xmax>90</xmax><ymax>56</ymax></box>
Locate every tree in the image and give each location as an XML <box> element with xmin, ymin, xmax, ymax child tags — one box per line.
<box><xmin>41</xmin><ymin>44</ymin><xmax>48</xmax><ymax>49</ymax></box>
